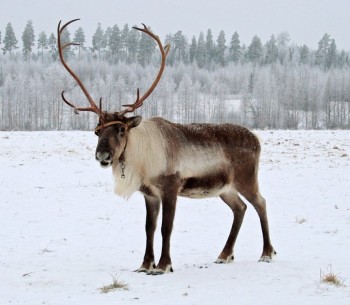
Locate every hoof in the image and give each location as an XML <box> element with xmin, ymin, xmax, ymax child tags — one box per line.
<box><xmin>135</xmin><ymin>262</ymin><xmax>156</xmax><ymax>273</ymax></box>
<box><xmin>147</xmin><ymin>265</ymin><xmax>173</xmax><ymax>275</ymax></box>
<box><xmin>258</xmin><ymin>256</ymin><xmax>272</xmax><ymax>263</ymax></box>
<box><xmin>259</xmin><ymin>250</ymin><xmax>276</xmax><ymax>263</ymax></box>
<box><xmin>215</xmin><ymin>255</ymin><xmax>234</xmax><ymax>264</ymax></box>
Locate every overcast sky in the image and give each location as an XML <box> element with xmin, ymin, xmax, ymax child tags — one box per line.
<box><xmin>1</xmin><ymin>0</ymin><xmax>350</xmax><ymax>50</ymax></box>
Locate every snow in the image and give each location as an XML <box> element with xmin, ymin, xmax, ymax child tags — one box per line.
<box><xmin>0</xmin><ymin>130</ymin><xmax>349</xmax><ymax>304</ymax></box>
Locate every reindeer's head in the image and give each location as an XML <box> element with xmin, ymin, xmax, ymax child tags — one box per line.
<box><xmin>57</xmin><ymin>19</ymin><xmax>169</xmax><ymax>168</ymax></box>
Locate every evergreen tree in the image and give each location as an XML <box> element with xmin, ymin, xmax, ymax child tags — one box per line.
<box><xmin>127</xmin><ymin>26</ymin><xmax>140</xmax><ymax>63</ymax></box>
<box><xmin>189</xmin><ymin>36</ymin><xmax>197</xmax><ymax>63</ymax></box>
<box><xmin>60</xmin><ymin>27</ymin><xmax>72</xmax><ymax>59</ymax></box>
<box><xmin>247</xmin><ymin>35</ymin><xmax>262</xmax><ymax>63</ymax></box>
<box><xmin>326</xmin><ymin>39</ymin><xmax>337</xmax><ymax>69</ymax></box>
<box><xmin>315</xmin><ymin>33</ymin><xmax>331</xmax><ymax>69</ymax></box>
<box><xmin>172</xmin><ymin>31</ymin><xmax>187</xmax><ymax>63</ymax></box>
<box><xmin>205</xmin><ymin>29</ymin><xmax>214</xmax><ymax>65</ymax></box>
<box><xmin>299</xmin><ymin>44</ymin><xmax>309</xmax><ymax>65</ymax></box>
<box><xmin>137</xmin><ymin>27</ymin><xmax>155</xmax><ymax>66</ymax></box>
<box><xmin>2</xmin><ymin>22</ymin><xmax>18</xmax><ymax>55</ymax></box>
<box><xmin>215</xmin><ymin>30</ymin><xmax>226</xmax><ymax>66</ymax></box>
<box><xmin>74</xmin><ymin>27</ymin><xmax>86</xmax><ymax>59</ymax></box>
<box><xmin>121</xmin><ymin>24</ymin><xmax>130</xmax><ymax>58</ymax></box>
<box><xmin>229</xmin><ymin>31</ymin><xmax>241</xmax><ymax>63</ymax></box>
<box><xmin>109</xmin><ymin>24</ymin><xmax>122</xmax><ymax>61</ymax></box>
<box><xmin>48</xmin><ymin>33</ymin><xmax>57</xmax><ymax>59</ymax></box>
<box><xmin>265</xmin><ymin>35</ymin><xmax>278</xmax><ymax>64</ymax></box>
<box><xmin>92</xmin><ymin>23</ymin><xmax>106</xmax><ymax>59</ymax></box>
<box><xmin>196</xmin><ymin>32</ymin><xmax>206</xmax><ymax>68</ymax></box>
<box><xmin>37</xmin><ymin>31</ymin><xmax>48</xmax><ymax>61</ymax></box>
<box><xmin>22</xmin><ymin>20</ymin><xmax>35</xmax><ymax>60</ymax></box>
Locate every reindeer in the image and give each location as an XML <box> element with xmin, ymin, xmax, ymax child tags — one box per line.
<box><xmin>58</xmin><ymin>19</ymin><xmax>276</xmax><ymax>275</ymax></box>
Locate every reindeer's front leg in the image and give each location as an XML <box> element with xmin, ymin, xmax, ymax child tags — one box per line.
<box><xmin>151</xmin><ymin>174</ymin><xmax>180</xmax><ymax>275</ymax></box>
<box><xmin>136</xmin><ymin>195</ymin><xmax>160</xmax><ymax>273</ymax></box>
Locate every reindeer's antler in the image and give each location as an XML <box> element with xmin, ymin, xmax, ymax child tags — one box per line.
<box><xmin>119</xmin><ymin>24</ymin><xmax>170</xmax><ymax>116</ymax></box>
<box><xmin>57</xmin><ymin>19</ymin><xmax>102</xmax><ymax>115</ymax></box>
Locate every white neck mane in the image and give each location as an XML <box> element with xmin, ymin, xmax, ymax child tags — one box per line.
<box><xmin>112</xmin><ymin>120</ymin><xmax>167</xmax><ymax>199</ymax></box>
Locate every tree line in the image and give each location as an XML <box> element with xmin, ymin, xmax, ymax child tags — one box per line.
<box><xmin>0</xmin><ymin>20</ymin><xmax>349</xmax><ymax>130</ymax></box>
<box><xmin>1</xmin><ymin>20</ymin><xmax>349</xmax><ymax>69</ymax></box>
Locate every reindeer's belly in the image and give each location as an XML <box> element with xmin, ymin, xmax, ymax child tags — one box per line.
<box><xmin>179</xmin><ymin>172</ymin><xmax>230</xmax><ymax>198</ymax></box>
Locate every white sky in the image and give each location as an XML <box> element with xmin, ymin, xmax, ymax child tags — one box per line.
<box><xmin>1</xmin><ymin>0</ymin><xmax>350</xmax><ymax>50</ymax></box>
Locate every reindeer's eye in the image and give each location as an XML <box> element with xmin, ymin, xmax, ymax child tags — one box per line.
<box><xmin>119</xmin><ymin>126</ymin><xmax>126</xmax><ymax>135</ymax></box>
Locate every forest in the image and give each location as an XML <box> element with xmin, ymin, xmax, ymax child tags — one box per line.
<box><xmin>0</xmin><ymin>20</ymin><xmax>349</xmax><ymax>130</ymax></box>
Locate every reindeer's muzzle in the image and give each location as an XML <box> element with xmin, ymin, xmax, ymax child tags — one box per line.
<box><xmin>96</xmin><ymin>151</ymin><xmax>113</xmax><ymax>168</ymax></box>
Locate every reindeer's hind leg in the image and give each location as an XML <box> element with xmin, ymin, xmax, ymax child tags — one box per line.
<box><xmin>241</xmin><ymin>189</ymin><xmax>276</xmax><ymax>262</ymax></box>
<box><xmin>216</xmin><ymin>191</ymin><xmax>247</xmax><ymax>263</ymax></box>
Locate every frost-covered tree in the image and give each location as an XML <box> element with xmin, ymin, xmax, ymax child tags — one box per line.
<box><xmin>22</xmin><ymin>20</ymin><xmax>35</xmax><ymax>60</ymax></box>
<box><xmin>205</xmin><ymin>29</ymin><xmax>214</xmax><ymax>65</ymax></box>
<box><xmin>127</xmin><ymin>26</ymin><xmax>140</xmax><ymax>63</ymax></box>
<box><xmin>37</xmin><ymin>31</ymin><xmax>47</xmax><ymax>61</ymax></box>
<box><xmin>315</xmin><ymin>33</ymin><xmax>331</xmax><ymax>69</ymax></box>
<box><xmin>196</xmin><ymin>32</ymin><xmax>206</xmax><ymax>68</ymax></box>
<box><xmin>229</xmin><ymin>31</ymin><xmax>241</xmax><ymax>63</ymax></box>
<box><xmin>215</xmin><ymin>30</ymin><xmax>226</xmax><ymax>66</ymax></box>
<box><xmin>121</xmin><ymin>24</ymin><xmax>129</xmax><ymax>58</ymax></box>
<box><xmin>47</xmin><ymin>33</ymin><xmax>57</xmax><ymax>59</ymax></box>
<box><xmin>326</xmin><ymin>39</ymin><xmax>337</xmax><ymax>69</ymax></box>
<box><xmin>246</xmin><ymin>35</ymin><xmax>262</xmax><ymax>63</ymax></box>
<box><xmin>109</xmin><ymin>24</ymin><xmax>122</xmax><ymax>61</ymax></box>
<box><xmin>2</xmin><ymin>22</ymin><xmax>18</xmax><ymax>55</ymax></box>
<box><xmin>138</xmin><ymin>27</ymin><xmax>155</xmax><ymax>66</ymax></box>
<box><xmin>92</xmin><ymin>23</ymin><xmax>106</xmax><ymax>59</ymax></box>
<box><xmin>189</xmin><ymin>36</ymin><xmax>197</xmax><ymax>63</ymax></box>
<box><xmin>265</xmin><ymin>35</ymin><xmax>278</xmax><ymax>64</ymax></box>
<box><xmin>299</xmin><ymin>44</ymin><xmax>309</xmax><ymax>65</ymax></box>
<box><xmin>74</xmin><ymin>27</ymin><xmax>86</xmax><ymax>59</ymax></box>
<box><xmin>173</xmin><ymin>31</ymin><xmax>187</xmax><ymax>63</ymax></box>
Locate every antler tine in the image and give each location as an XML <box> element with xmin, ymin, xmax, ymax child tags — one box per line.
<box><xmin>119</xmin><ymin>24</ymin><xmax>170</xmax><ymax>116</ymax></box>
<box><xmin>58</xmin><ymin>19</ymin><xmax>101</xmax><ymax>115</ymax></box>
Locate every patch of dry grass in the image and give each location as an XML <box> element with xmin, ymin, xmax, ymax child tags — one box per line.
<box><xmin>98</xmin><ymin>274</ymin><xmax>129</xmax><ymax>293</ymax></box>
<box><xmin>320</xmin><ymin>266</ymin><xmax>344</xmax><ymax>287</ymax></box>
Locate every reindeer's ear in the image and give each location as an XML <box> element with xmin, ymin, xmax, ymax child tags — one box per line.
<box><xmin>126</xmin><ymin>116</ymin><xmax>142</xmax><ymax>129</ymax></box>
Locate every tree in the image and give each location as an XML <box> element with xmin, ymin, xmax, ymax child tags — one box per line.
<box><xmin>37</xmin><ymin>31</ymin><xmax>48</xmax><ymax>61</ymax></box>
<box><xmin>172</xmin><ymin>31</ymin><xmax>187</xmax><ymax>63</ymax></box>
<box><xmin>127</xmin><ymin>26</ymin><xmax>140</xmax><ymax>63</ymax></box>
<box><xmin>315</xmin><ymin>33</ymin><xmax>331</xmax><ymax>69</ymax></box>
<box><xmin>229</xmin><ymin>31</ymin><xmax>241</xmax><ymax>63</ymax></box>
<box><xmin>299</xmin><ymin>44</ymin><xmax>309</xmax><ymax>65</ymax></box>
<box><xmin>137</xmin><ymin>27</ymin><xmax>155</xmax><ymax>66</ymax></box>
<box><xmin>92</xmin><ymin>23</ymin><xmax>106</xmax><ymax>59</ymax></box>
<box><xmin>22</xmin><ymin>20</ymin><xmax>35</xmax><ymax>60</ymax></box>
<box><xmin>121</xmin><ymin>24</ymin><xmax>130</xmax><ymax>59</ymax></box>
<box><xmin>265</xmin><ymin>35</ymin><xmax>278</xmax><ymax>64</ymax></box>
<box><xmin>246</xmin><ymin>35</ymin><xmax>262</xmax><ymax>63</ymax></box>
<box><xmin>74</xmin><ymin>27</ymin><xmax>86</xmax><ymax>59</ymax></box>
<box><xmin>205</xmin><ymin>29</ymin><xmax>214</xmax><ymax>66</ymax></box>
<box><xmin>2</xmin><ymin>22</ymin><xmax>18</xmax><ymax>55</ymax></box>
<box><xmin>48</xmin><ymin>33</ymin><xmax>57</xmax><ymax>59</ymax></box>
<box><xmin>326</xmin><ymin>39</ymin><xmax>337</xmax><ymax>69</ymax></box>
<box><xmin>189</xmin><ymin>36</ymin><xmax>197</xmax><ymax>63</ymax></box>
<box><xmin>215</xmin><ymin>30</ymin><xmax>226</xmax><ymax>66</ymax></box>
<box><xmin>196</xmin><ymin>32</ymin><xmax>206</xmax><ymax>68</ymax></box>
<box><xmin>109</xmin><ymin>24</ymin><xmax>122</xmax><ymax>61</ymax></box>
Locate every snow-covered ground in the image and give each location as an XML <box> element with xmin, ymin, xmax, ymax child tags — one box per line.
<box><xmin>1</xmin><ymin>130</ymin><xmax>349</xmax><ymax>305</ymax></box>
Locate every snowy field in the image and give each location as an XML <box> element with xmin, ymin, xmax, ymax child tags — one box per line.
<box><xmin>0</xmin><ymin>130</ymin><xmax>349</xmax><ymax>305</ymax></box>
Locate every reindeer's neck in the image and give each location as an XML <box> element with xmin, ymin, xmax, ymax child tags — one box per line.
<box><xmin>112</xmin><ymin>119</ymin><xmax>167</xmax><ymax>199</ymax></box>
